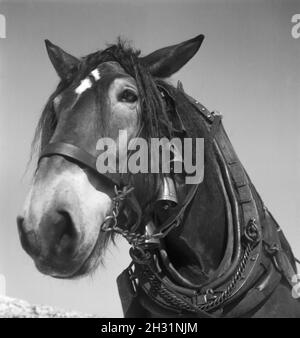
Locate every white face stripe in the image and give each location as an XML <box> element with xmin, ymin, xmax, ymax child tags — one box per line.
<box><xmin>91</xmin><ymin>68</ymin><xmax>101</xmax><ymax>81</ymax></box>
<box><xmin>75</xmin><ymin>68</ymin><xmax>101</xmax><ymax>95</ymax></box>
<box><xmin>75</xmin><ymin>78</ymin><xmax>92</xmax><ymax>95</ymax></box>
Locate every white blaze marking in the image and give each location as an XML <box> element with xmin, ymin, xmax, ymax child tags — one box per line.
<box><xmin>91</xmin><ymin>68</ymin><xmax>101</xmax><ymax>81</ymax></box>
<box><xmin>75</xmin><ymin>78</ymin><xmax>92</xmax><ymax>95</ymax></box>
<box><xmin>74</xmin><ymin>68</ymin><xmax>101</xmax><ymax>95</ymax></box>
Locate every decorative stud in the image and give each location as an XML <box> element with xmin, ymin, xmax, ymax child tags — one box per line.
<box><xmin>244</xmin><ymin>218</ymin><xmax>260</xmax><ymax>244</ymax></box>
<box><xmin>177</xmin><ymin>80</ymin><xmax>184</xmax><ymax>92</ymax></box>
<box><xmin>211</xmin><ymin>110</ymin><xmax>223</xmax><ymax>118</ymax></box>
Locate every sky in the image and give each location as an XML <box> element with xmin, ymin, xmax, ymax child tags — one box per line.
<box><xmin>0</xmin><ymin>0</ymin><xmax>299</xmax><ymax>317</ymax></box>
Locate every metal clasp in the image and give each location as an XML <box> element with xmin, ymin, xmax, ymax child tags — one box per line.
<box><xmin>100</xmin><ymin>185</ymin><xmax>134</xmax><ymax>233</ymax></box>
<box><xmin>244</xmin><ymin>218</ymin><xmax>260</xmax><ymax>245</ymax></box>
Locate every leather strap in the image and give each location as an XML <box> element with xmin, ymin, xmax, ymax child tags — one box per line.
<box><xmin>39</xmin><ymin>142</ymin><xmax>122</xmax><ymax>186</ymax></box>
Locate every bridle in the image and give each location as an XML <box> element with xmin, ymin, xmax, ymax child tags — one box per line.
<box><xmin>38</xmin><ymin>141</ymin><xmax>202</xmax><ymax>249</ymax></box>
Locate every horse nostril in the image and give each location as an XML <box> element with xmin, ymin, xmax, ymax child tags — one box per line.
<box><xmin>54</xmin><ymin>211</ymin><xmax>77</xmax><ymax>255</ymax></box>
<box><xmin>17</xmin><ymin>210</ymin><xmax>77</xmax><ymax>259</ymax></box>
<box><xmin>17</xmin><ymin>215</ymin><xmax>41</xmax><ymax>257</ymax></box>
<box><xmin>17</xmin><ymin>215</ymin><xmax>24</xmax><ymax>232</ymax></box>
<box><xmin>17</xmin><ymin>216</ymin><xmax>26</xmax><ymax>244</ymax></box>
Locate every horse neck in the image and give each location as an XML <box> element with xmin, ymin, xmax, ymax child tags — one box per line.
<box><xmin>164</xmin><ymin>147</ymin><xmax>227</xmax><ymax>284</ymax></box>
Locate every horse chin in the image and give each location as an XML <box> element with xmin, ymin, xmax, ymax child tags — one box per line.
<box><xmin>34</xmin><ymin>233</ymin><xmax>109</xmax><ymax>279</ymax></box>
<box><xmin>64</xmin><ymin>235</ymin><xmax>109</xmax><ymax>279</ymax></box>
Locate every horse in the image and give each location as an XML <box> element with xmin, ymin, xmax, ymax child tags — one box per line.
<box><xmin>17</xmin><ymin>35</ymin><xmax>300</xmax><ymax>318</ymax></box>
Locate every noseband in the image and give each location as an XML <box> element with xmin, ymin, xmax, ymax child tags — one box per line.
<box><xmin>38</xmin><ymin>141</ymin><xmax>121</xmax><ymax>186</ymax></box>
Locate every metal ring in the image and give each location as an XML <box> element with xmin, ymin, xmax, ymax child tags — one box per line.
<box><xmin>129</xmin><ymin>246</ymin><xmax>151</xmax><ymax>264</ymax></box>
<box><xmin>112</xmin><ymin>209</ymin><xmax>118</xmax><ymax>219</ymax></box>
<box><xmin>101</xmin><ymin>215</ymin><xmax>116</xmax><ymax>232</ymax></box>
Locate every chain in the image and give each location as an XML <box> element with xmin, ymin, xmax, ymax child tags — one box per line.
<box><xmin>100</xmin><ymin>185</ymin><xmax>149</xmax><ymax>247</ymax></box>
<box><xmin>104</xmin><ymin>185</ymin><xmax>260</xmax><ymax>315</ymax></box>
<box><xmin>136</xmin><ymin>242</ymin><xmax>253</xmax><ymax>315</ymax></box>
<box><xmin>100</xmin><ymin>184</ymin><xmax>179</xmax><ymax>247</ymax></box>
<box><xmin>198</xmin><ymin>243</ymin><xmax>252</xmax><ymax>312</ymax></box>
<box><xmin>134</xmin><ymin>220</ymin><xmax>258</xmax><ymax>314</ymax></box>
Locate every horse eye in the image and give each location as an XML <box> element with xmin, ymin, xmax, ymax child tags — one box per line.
<box><xmin>120</xmin><ymin>89</ymin><xmax>138</xmax><ymax>103</ymax></box>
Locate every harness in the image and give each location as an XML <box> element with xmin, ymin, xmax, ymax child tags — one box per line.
<box><xmin>116</xmin><ymin>87</ymin><xmax>297</xmax><ymax>318</ymax></box>
<box><xmin>38</xmin><ymin>83</ymin><xmax>297</xmax><ymax>318</ymax></box>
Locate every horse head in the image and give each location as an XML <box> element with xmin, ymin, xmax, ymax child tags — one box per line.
<box><xmin>17</xmin><ymin>35</ymin><xmax>205</xmax><ymax>279</ymax></box>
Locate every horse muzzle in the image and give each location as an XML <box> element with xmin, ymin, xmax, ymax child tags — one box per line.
<box><xmin>17</xmin><ymin>209</ymin><xmax>85</xmax><ymax>278</ymax></box>
<box><xmin>16</xmin><ymin>156</ymin><xmax>112</xmax><ymax>278</ymax></box>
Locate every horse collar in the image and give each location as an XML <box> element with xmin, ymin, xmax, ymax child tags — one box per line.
<box><xmin>117</xmin><ymin>92</ymin><xmax>289</xmax><ymax>318</ymax></box>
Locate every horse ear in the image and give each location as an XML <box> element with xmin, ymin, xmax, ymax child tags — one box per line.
<box><xmin>45</xmin><ymin>39</ymin><xmax>80</xmax><ymax>80</ymax></box>
<box><xmin>140</xmin><ymin>34</ymin><xmax>204</xmax><ymax>78</ymax></box>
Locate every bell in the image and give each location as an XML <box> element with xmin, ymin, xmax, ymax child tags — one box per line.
<box><xmin>156</xmin><ymin>176</ymin><xmax>178</xmax><ymax>209</ymax></box>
